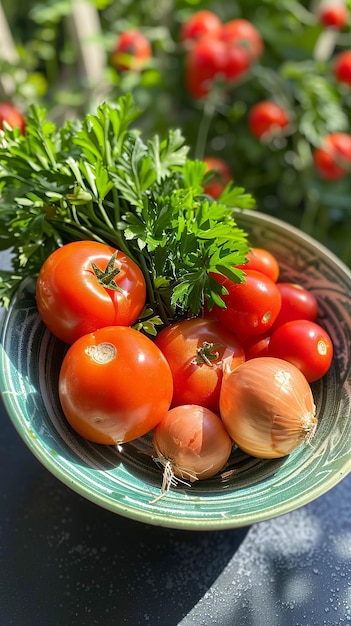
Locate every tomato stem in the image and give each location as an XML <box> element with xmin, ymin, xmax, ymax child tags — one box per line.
<box><xmin>196</xmin><ymin>341</ymin><xmax>221</xmax><ymax>366</ymax></box>
<box><xmin>91</xmin><ymin>252</ymin><xmax>123</xmax><ymax>291</ymax></box>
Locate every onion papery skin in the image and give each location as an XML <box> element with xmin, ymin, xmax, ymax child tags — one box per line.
<box><xmin>219</xmin><ymin>357</ymin><xmax>317</xmax><ymax>459</ymax></box>
<box><xmin>153</xmin><ymin>404</ymin><xmax>233</xmax><ymax>482</ymax></box>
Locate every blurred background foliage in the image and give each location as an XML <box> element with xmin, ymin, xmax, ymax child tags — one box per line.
<box><xmin>2</xmin><ymin>0</ymin><xmax>351</xmax><ymax>264</ymax></box>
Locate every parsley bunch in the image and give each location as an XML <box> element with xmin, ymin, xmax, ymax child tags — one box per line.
<box><xmin>0</xmin><ymin>93</ymin><xmax>254</xmax><ymax>328</ymax></box>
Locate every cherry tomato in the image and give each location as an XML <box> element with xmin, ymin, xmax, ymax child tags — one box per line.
<box><xmin>334</xmin><ymin>51</ymin><xmax>351</xmax><ymax>86</ymax></box>
<box><xmin>180</xmin><ymin>10</ymin><xmax>222</xmax><ymax>46</ymax></box>
<box><xmin>185</xmin><ymin>35</ymin><xmax>250</xmax><ymax>98</ymax></box>
<box><xmin>319</xmin><ymin>2</ymin><xmax>348</xmax><ymax>29</ymax></box>
<box><xmin>203</xmin><ymin>156</ymin><xmax>232</xmax><ymax>198</ymax></box>
<box><xmin>220</xmin><ymin>18</ymin><xmax>264</xmax><ymax>61</ymax></box>
<box><xmin>36</xmin><ymin>240</ymin><xmax>147</xmax><ymax>344</ymax></box>
<box><xmin>154</xmin><ymin>318</ymin><xmax>245</xmax><ymax>413</ymax></box>
<box><xmin>313</xmin><ymin>132</ymin><xmax>351</xmax><ymax>180</ymax></box>
<box><xmin>222</xmin><ymin>42</ymin><xmax>251</xmax><ymax>82</ymax></box>
<box><xmin>248</xmin><ymin>101</ymin><xmax>290</xmax><ymax>141</ymax></box>
<box><xmin>59</xmin><ymin>326</ymin><xmax>173</xmax><ymax>444</ymax></box>
<box><xmin>235</xmin><ymin>247</ymin><xmax>280</xmax><ymax>282</ymax></box>
<box><xmin>268</xmin><ymin>320</ymin><xmax>333</xmax><ymax>382</ymax></box>
<box><xmin>185</xmin><ymin>35</ymin><xmax>226</xmax><ymax>98</ymax></box>
<box><xmin>271</xmin><ymin>282</ymin><xmax>318</xmax><ymax>330</ymax></box>
<box><xmin>0</xmin><ymin>102</ymin><xmax>26</xmax><ymax>133</ymax></box>
<box><xmin>212</xmin><ymin>269</ymin><xmax>282</xmax><ymax>336</ymax></box>
<box><xmin>111</xmin><ymin>29</ymin><xmax>152</xmax><ymax>72</ymax></box>
<box><xmin>238</xmin><ymin>332</ymin><xmax>271</xmax><ymax>360</ymax></box>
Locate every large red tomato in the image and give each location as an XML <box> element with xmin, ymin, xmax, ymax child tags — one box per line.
<box><xmin>36</xmin><ymin>240</ymin><xmax>146</xmax><ymax>344</ymax></box>
<box><xmin>154</xmin><ymin>317</ymin><xmax>245</xmax><ymax>413</ymax></box>
<box><xmin>59</xmin><ymin>326</ymin><xmax>173</xmax><ymax>444</ymax></box>
<box><xmin>212</xmin><ymin>269</ymin><xmax>282</xmax><ymax>336</ymax></box>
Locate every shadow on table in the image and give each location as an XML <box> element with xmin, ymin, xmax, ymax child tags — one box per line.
<box><xmin>1</xmin><ymin>405</ymin><xmax>250</xmax><ymax>626</ymax></box>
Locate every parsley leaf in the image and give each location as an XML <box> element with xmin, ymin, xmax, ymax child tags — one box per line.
<box><xmin>0</xmin><ymin>94</ymin><xmax>254</xmax><ymax>326</ymax></box>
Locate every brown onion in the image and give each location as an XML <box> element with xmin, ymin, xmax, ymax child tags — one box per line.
<box><xmin>219</xmin><ymin>357</ymin><xmax>317</xmax><ymax>459</ymax></box>
<box><xmin>153</xmin><ymin>404</ymin><xmax>233</xmax><ymax>495</ymax></box>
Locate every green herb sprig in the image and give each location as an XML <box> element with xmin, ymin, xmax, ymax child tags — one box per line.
<box><xmin>0</xmin><ymin>93</ymin><xmax>255</xmax><ymax>327</ymax></box>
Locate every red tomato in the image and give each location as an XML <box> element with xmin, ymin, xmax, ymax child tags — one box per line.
<box><xmin>238</xmin><ymin>332</ymin><xmax>271</xmax><ymax>360</ymax></box>
<box><xmin>271</xmin><ymin>282</ymin><xmax>318</xmax><ymax>330</ymax></box>
<box><xmin>222</xmin><ymin>42</ymin><xmax>251</xmax><ymax>82</ymax></box>
<box><xmin>212</xmin><ymin>269</ymin><xmax>282</xmax><ymax>336</ymax></box>
<box><xmin>235</xmin><ymin>247</ymin><xmax>280</xmax><ymax>282</ymax></box>
<box><xmin>313</xmin><ymin>132</ymin><xmax>351</xmax><ymax>180</ymax></box>
<box><xmin>248</xmin><ymin>101</ymin><xmax>290</xmax><ymax>140</ymax></box>
<box><xmin>154</xmin><ymin>318</ymin><xmax>245</xmax><ymax>413</ymax></box>
<box><xmin>220</xmin><ymin>18</ymin><xmax>264</xmax><ymax>61</ymax></box>
<box><xmin>36</xmin><ymin>240</ymin><xmax>147</xmax><ymax>344</ymax></box>
<box><xmin>268</xmin><ymin>320</ymin><xmax>333</xmax><ymax>382</ymax></box>
<box><xmin>334</xmin><ymin>50</ymin><xmax>351</xmax><ymax>86</ymax></box>
<box><xmin>319</xmin><ymin>2</ymin><xmax>348</xmax><ymax>29</ymax></box>
<box><xmin>185</xmin><ymin>35</ymin><xmax>227</xmax><ymax>98</ymax></box>
<box><xmin>111</xmin><ymin>29</ymin><xmax>152</xmax><ymax>71</ymax></box>
<box><xmin>0</xmin><ymin>102</ymin><xmax>26</xmax><ymax>133</ymax></box>
<box><xmin>185</xmin><ymin>34</ymin><xmax>250</xmax><ymax>98</ymax></box>
<box><xmin>203</xmin><ymin>156</ymin><xmax>232</xmax><ymax>198</ymax></box>
<box><xmin>58</xmin><ymin>326</ymin><xmax>173</xmax><ymax>444</ymax></box>
<box><xmin>180</xmin><ymin>10</ymin><xmax>222</xmax><ymax>46</ymax></box>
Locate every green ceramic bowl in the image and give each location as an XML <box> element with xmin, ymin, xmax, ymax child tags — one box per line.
<box><xmin>1</xmin><ymin>210</ymin><xmax>350</xmax><ymax>530</ymax></box>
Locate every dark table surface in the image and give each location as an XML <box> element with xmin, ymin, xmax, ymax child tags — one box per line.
<box><xmin>0</xmin><ymin>244</ymin><xmax>350</xmax><ymax>626</ymax></box>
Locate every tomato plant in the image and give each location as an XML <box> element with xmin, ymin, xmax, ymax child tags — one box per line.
<box><xmin>319</xmin><ymin>2</ymin><xmax>348</xmax><ymax>29</ymax></box>
<box><xmin>313</xmin><ymin>132</ymin><xmax>351</xmax><ymax>180</ymax></box>
<box><xmin>180</xmin><ymin>10</ymin><xmax>222</xmax><ymax>46</ymax></box>
<box><xmin>203</xmin><ymin>156</ymin><xmax>232</xmax><ymax>198</ymax></box>
<box><xmin>154</xmin><ymin>317</ymin><xmax>245</xmax><ymax>413</ymax></box>
<box><xmin>0</xmin><ymin>102</ymin><xmax>26</xmax><ymax>133</ymax></box>
<box><xmin>248</xmin><ymin>101</ymin><xmax>290</xmax><ymax>141</ymax></box>
<box><xmin>36</xmin><ymin>240</ymin><xmax>147</xmax><ymax>345</ymax></box>
<box><xmin>110</xmin><ymin>29</ymin><xmax>152</xmax><ymax>72</ymax></box>
<box><xmin>235</xmin><ymin>247</ymin><xmax>280</xmax><ymax>282</ymax></box>
<box><xmin>58</xmin><ymin>325</ymin><xmax>173</xmax><ymax>444</ymax></box>
<box><xmin>271</xmin><ymin>282</ymin><xmax>318</xmax><ymax>330</ymax></box>
<box><xmin>211</xmin><ymin>269</ymin><xmax>282</xmax><ymax>336</ymax></box>
<box><xmin>268</xmin><ymin>319</ymin><xmax>333</xmax><ymax>382</ymax></box>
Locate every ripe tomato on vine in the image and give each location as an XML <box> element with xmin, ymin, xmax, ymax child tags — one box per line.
<box><xmin>313</xmin><ymin>132</ymin><xmax>351</xmax><ymax>180</ymax></box>
<box><xmin>111</xmin><ymin>29</ymin><xmax>152</xmax><ymax>71</ymax></box>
